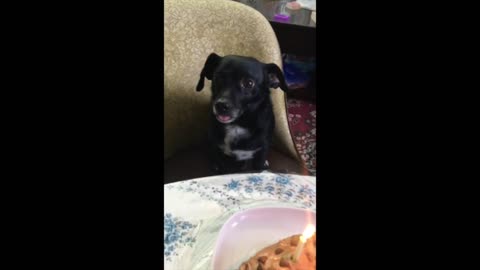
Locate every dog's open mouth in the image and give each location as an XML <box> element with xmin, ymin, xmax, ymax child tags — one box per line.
<box><xmin>216</xmin><ymin>114</ymin><xmax>234</xmax><ymax>124</ymax></box>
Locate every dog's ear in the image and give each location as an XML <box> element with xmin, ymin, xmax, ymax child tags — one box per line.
<box><xmin>264</xmin><ymin>63</ymin><xmax>289</xmax><ymax>92</ymax></box>
<box><xmin>196</xmin><ymin>53</ymin><xmax>222</xmax><ymax>92</ymax></box>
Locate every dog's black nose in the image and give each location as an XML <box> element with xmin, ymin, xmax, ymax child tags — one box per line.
<box><xmin>215</xmin><ymin>102</ymin><xmax>230</xmax><ymax>113</ymax></box>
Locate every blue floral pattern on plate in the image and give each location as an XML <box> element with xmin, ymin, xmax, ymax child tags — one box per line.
<box><xmin>164</xmin><ymin>213</ymin><xmax>197</xmax><ymax>262</ymax></box>
<box><xmin>166</xmin><ymin>174</ymin><xmax>316</xmax><ymax>211</ymax></box>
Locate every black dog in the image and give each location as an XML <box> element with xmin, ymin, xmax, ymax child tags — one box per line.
<box><xmin>196</xmin><ymin>53</ymin><xmax>288</xmax><ymax>174</ymax></box>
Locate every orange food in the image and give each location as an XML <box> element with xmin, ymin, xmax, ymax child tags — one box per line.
<box><xmin>238</xmin><ymin>233</ymin><xmax>316</xmax><ymax>270</ymax></box>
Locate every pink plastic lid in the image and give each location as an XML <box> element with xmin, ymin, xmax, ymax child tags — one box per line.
<box><xmin>286</xmin><ymin>1</ymin><xmax>302</xmax><ymax>10</ymax></box>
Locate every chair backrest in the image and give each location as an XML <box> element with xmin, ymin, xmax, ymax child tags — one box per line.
<box><xmin>164</xmin><ymin>0</ymin><xmax>299</xmax><ymax>161</ymax></box>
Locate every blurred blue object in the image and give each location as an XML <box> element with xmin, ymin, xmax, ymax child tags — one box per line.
<box><xmin>283</xmin><ymin>54</ymin><xmax>315</xmax><ymax>90</ymax></box>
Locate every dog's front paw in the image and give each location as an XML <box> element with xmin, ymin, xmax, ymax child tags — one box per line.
<box><xmin>253</xmin><ymin>160</ymin><xmax>269</xmax><ymax>171</ymax></box>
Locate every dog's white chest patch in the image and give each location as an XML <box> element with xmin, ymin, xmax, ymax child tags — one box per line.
<box><xmin>231</xmin><ymin>150</ymin><xmax>258</xmax><ymax>161</ymax></box>
<box><xmin>219</xmin><ymin>125</ymin><xmax>258</xmax><ymax>160</ymax></box>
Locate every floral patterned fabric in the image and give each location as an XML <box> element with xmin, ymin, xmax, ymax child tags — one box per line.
<box><xmin>164</xmin><ymin>172</ymin><xmax>316</xmax><ymax>269</ymax></box>
<box><xmin>287</xmin><ymin>98</ymin><xmax>316</xmax><ymax>176</ymax></box>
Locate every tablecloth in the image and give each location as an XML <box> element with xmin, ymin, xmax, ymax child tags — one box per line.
<box><xmin>164</xmin><ymin>171</ymin><xmax>316</xmax><ymax>270</ymax></box>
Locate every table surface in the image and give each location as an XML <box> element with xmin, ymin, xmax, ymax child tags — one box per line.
<box><xmin>164</xmin><ymin>172</ymin><xmax>316</xmax><ymax>270</ymax></box>
<box><xmin>234</xmin><ymin>0</ymin><xmax>316</xmax><ymax>28</ymax></box>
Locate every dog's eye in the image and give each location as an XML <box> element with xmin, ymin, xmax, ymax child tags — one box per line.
<box><xmin>241</xmin><ymin>78</ymin><xmax>255</xmax><ymax>89</ymax></box>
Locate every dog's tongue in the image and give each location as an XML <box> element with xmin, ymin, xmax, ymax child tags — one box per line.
<box><xmin>218</xmin><ymin>115</ymin><xmax>231</xmax><ymax>122</ymax></box>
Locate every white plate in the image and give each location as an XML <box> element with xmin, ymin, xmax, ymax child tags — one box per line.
<box><xmin>212</xmin><ymin>207</ymin><xmax>316</xmax><ymax>270</ymax></box>
<box><xmin>164</xmin><ymin>172</ymin><xmax>316</xmax><ymax>270</ymax></box>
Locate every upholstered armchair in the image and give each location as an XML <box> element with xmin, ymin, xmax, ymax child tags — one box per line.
<box><xmin>164</xmin><ymin>0</ymin><xmax>305</xmax><ymax>182</ymax></box>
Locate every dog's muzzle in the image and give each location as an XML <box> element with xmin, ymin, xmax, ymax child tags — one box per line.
<box><xmin>213</xmin><ymin>99</ymin><xmax>238</xmax><ymax>124</ymax></box>
<box><xmin>215</xmin><ymin>102</ymin><xmax>230</xmax><ymax>114</ymax></box>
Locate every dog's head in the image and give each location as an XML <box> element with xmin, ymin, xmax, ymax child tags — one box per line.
<box><xmin>196</xmin><ymin>53</ymin><xmax>288</xmax><ymax>124</ymax></box>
